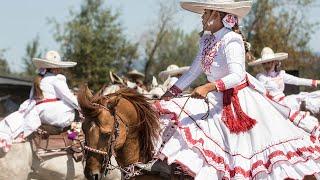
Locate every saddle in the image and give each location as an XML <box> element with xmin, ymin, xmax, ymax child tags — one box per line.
<box><xmin>29</xmin><ymin>124</ymin><xmax>84</xmax><ymax>162</ymax></box>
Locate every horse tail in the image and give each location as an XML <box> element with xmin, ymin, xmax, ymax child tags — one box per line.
<box><xmin>78</xmin><ymin>85</ymin><xmax>100</xmax><ymax>118</ymax></box>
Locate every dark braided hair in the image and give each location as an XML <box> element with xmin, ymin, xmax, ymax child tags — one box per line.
<box><xmin>32</xmin><ymin>68</ymin><xmax>54</xmax><ymax>100</ymax></box>
<box><xmin>199</xmin><ymin>10</ymin><xmax>251</xmax><ymax>54</ymax></box>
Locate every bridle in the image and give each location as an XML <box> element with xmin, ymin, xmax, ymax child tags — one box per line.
<box><xmin>81</xmin><ymin>93</ymin><xmax>211</xmax><ymax>179</ymax></box>
<box><xmin>81</xmin><ymin>94</ymin><xmax>145</xmax><ymax>179</ymax></box>
<box><xmin>82</xmin><ymin>95</ymin><xmax>126</xmax><ymax>177</ymax></box>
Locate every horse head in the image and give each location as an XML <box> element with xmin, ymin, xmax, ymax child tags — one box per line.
<box><xmin>78</xmin><ymin>86</ymin><xmax>160</xmax><ymax>180</ymax></box>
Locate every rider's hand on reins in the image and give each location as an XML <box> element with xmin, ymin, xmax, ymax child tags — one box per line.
<box><xmin>191</xmin><ymin>83</ymin><xmax>216</xmax><ymax>99</ymax></box>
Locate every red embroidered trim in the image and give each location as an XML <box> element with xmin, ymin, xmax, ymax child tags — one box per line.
<box><xmin>167</xmin><ymin>100</ymin><xmax>303</xmax><ymax>160</ymax></box>
<box><xmin>155</xmin><ymin>101</ymin><xmax>320</xmax><ymax>179</ymax></box>
<box><xmin>200</xmin><ymin>37</ymin><xmax>223</xmax><ymax>74</ymax></box>
<box><xmin>168</xmin><ymin>85</ymin><xmax>182</xmax><ymax>96</ymax></box>
<box><xmin>36</xmin><ymin>98</ymin><xmax>60</xmax><ymax>105</ymax></box>
<box><xmin>221</xmin><ymin>82</ymin><xmax>257</xmax><ymax>134</ymax></box>
<box><xmin>296</xmin><ymin>111</ymin><xmax>308</xmax><ymax>127</ymax></box>
<box><xmin>184</xmin><ymin>126</ymin><xmax>320</xmax><ymax>179</ymax></box>
<box><xmin>266</xmin><ymin>91</ymin><xmax>273</xmax><ymax>100</ymax></box>
<box><xmin>289</xmin><ymin>111</ymin><xmax>300</xmax><ymax>122</ymax></box>
<box><xmin>161</xmin><ymin>150</ymin><xmax>320</xmax><ymax>180</ymax></box>
<box><xmin>312</xmin><ymin>80</ymin><xmax>317</xmax><ymax>88</ymax></box>
<box><xmin>278</xmin><ymin>96</ymin><xmax>286</xmax><ymax>102</ymax></box>
<box><xmin>215</xmin><ymin>79</ymin><xmax>226</xmax><ymax>92</ymax></box>
<box><xmin>154</xmin><ymin>101</ymin><xmax>179</xmax><ymax>124</ymax></box>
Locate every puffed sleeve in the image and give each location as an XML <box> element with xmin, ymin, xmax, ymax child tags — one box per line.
<box><xmin>283</xmin><ymin>71</ymin><xmax>316</xmax><ymax>88</ymax></box>
<box><xmin>214</xmin><ymin>34</ymin><xmax>246</xmax><ymax>91</ymax></box>
<box><xmin>256</xmin><ymin>73</ymin><xmax>278</xmax><ymax>91</ymax></box>
<box><xmin>52</xmin><ymin>74</ymin><xmax>79</xmax><ymax>110</ymax></box>
<box><xmin>168</xmin><ymin>49</ymin><xmax>203</xmax><ymax>95</ymax></box>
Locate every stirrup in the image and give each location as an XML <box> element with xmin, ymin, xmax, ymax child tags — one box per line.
<box><xmin>136</xmin><ymin>159</ymin><xmax>171</xmax><ymax>175</ymax></box>
<box><xmin>135</xmin><ymin>159</ymin><xmax>157</xmax><ymax>171</ymax></box>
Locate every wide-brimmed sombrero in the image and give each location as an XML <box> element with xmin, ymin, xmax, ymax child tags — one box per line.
<box><xmin>248</xmin><ymin>47</ymin><xmax>288</xmax><ymax>66</ymax></box>
<box><xmin>127</xmin><ymin>69</ymin><xmax>145</xmax><ymax>79</ymax></box>
<box><xmin>158</xmin><ymin>64</ymin><xmax>190</xmax><ymax>81</ymax></box>
<box><xmin>109</xmin><ymin>71</ymin><xmax>124</xmax><ymax>85</ymax></box>
<box><xmin>33</xmin><ymin>51</ymin><xmax>77</xmax><ymax>69</ymax></box>
<box><xmin>180</xmin><ymin>0</ymin><xmax>252</xmax><ymax>18</ymax></box>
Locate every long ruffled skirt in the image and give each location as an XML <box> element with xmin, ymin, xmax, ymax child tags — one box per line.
<box><xmin>155</xmin><ymin>87</ymin><xmax>320</xmax><ymax>179</ymax></box>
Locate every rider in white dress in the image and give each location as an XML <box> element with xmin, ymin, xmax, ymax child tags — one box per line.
<box><xmin>249</xmin><ymin>47</ymin><xmax>320</xmax><ymax>141</ymax></box>
<box><xmin>0</xmin><ymin>51</ymin><xmax>79</xmax><ymax>152</ymax></box>
<box><xmin>153</xmin><ymin>1</ymin><xmax>320</xmax><ymax>179</ymax></box>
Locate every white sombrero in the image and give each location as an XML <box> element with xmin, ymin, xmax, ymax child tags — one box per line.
<box><xmin>180</xmin><ymin>0</ymin><xmax>252</xmax><ymax>18</ymax></box>
<box><xmin>127</xmin><ymin>69</ymin><xmax>145</xmax><ymax>79</ymax></box>
<box><xmin>109</xmin><ymin>71</ymin><xmax>124</xmax><ymax>85</ymax></box>
<box><xmin>158</xmin><ymin>64</ymin><xmax>190</xmax><ymax>81</ymax></box>
<box><xmin>33</xmin><ymin>51</ymin><xmax>77</xmax><ymax>69</ymax></box>
<box><xmin>248</xmin><ymin>47</ymin><xmax>288</xmax><ymax>66</ymax></box>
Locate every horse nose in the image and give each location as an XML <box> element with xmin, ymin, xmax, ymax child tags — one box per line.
<box><xmin>84</xmin><ymin>168</ymin><xmax>103</xmax><ymax>180</ymax></box>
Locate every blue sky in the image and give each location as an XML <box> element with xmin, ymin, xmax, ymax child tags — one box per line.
<box><xmin>0</xmin><ymin>0</ymin><xmax>319</xmax><ymax>72</ymax></box>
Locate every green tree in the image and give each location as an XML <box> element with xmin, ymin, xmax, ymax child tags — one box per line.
<box><xmin>143</xmin><ymin>0</ymin><xmax>177</xmax><ymax>84</ymax></box>
<box><xmin>22</xmin><ymin>36</ymin><xmax>42</xmax><ymax>77</ymax></box>
<box><xmin>52</xmin><ymin>0</ymin><xmax>138</xmax><ymax>90</ymax></box>
<box><xmin>142</xmin><ymin>0</ymin><xmax>205</xmax><ymax>85</ymax></box>
<box><xmin>151</xmin><ymin>29</ymin><xmax>199</xmax><ymax>76</ymax></box>
<box><xmin>0</xmin><ymin>50</ymin><xmax>10</xmax><ymax>75</ymax></box>
<box><xmin>243</xmin><ymin>0</ymin><xmax>319</xmax><ymax>76</ymax></box>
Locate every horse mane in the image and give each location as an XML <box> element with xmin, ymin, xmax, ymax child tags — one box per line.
<box><xmin>78</xmin><ymin>86</ymin><xmax>160</xmax><ymax>162</ymax></box>
<box><xmin>77</xmin><ymin>85</ymin><xmax>101</xmax><ymax>119</ymax></box>
<box><xmin>111</xmin><ymin>88</ymin><xmax>160</xmax><ymax>162</ymax></box>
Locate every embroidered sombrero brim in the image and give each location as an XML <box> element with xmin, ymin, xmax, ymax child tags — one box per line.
<box><xmin>33</xmin><ymin>58</ymin><xmax>77</xmax><ymax>69</ymax></box>
<box><xmin>248</xmin><ymin>53</ymin><xmax>288</xmax><ymax>66</ymax></box>
<box><xmin>180</xmin><ymin>1</ymin><xmax>252</xmax><ymax>18</ymax></box>
<box><xmin>158</xmin><ymin>66</ymin><xmax>190</xmax><ymax>81</ymax></box>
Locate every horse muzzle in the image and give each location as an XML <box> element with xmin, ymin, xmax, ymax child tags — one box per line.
<box><xmin>84</xmin><ymin>167</ymin><xmax>103</xmax><ymax>180</ymax></box>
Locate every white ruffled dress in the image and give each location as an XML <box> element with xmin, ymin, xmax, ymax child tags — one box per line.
<box><xmin>154</xmin><ymin>28</ymin><xmax>320</xmax><ymax>179</ymax></box>
<box><xmin>0</xmin><ymin>73</ymin><xmax>79</xmax><ymax>152</ymax></box>
<box><xmin>257</xmin><ymin>71</ymin><xmax>320</xmax><ymax>142</ymax></box>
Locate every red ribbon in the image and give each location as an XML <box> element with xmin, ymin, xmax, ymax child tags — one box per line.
<box><xmin>222</xmin><ymin>82</ymin><xmax>257</xmax><ymax>134</ymax></box>
<box><xmin>36</xmin><ymin>98</ymin><xmax>60</xmax><ymax>105</ymax></box>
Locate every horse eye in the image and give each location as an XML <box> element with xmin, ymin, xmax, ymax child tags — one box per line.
<box><xmin>100</xmin><ymin>133</ymin><xmax>109</xmax><ymax>139</ymax></box>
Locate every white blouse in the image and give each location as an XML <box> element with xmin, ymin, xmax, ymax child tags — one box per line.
<box><xmin>256</xmin><ymin>70</ymin><xmax>316</xmax><ymax>100</ymax></box>
<box><xmin>38</xmin><ymin>73</ymin><xmax>79</xmax><ymax>109</ymax></box>
<box><xmin>173</xmin><ymin>27</ymin><xmax>246</xmax><ymax>93</ymax></box>
<box><xmin>34</xmin><ymin>73</ymin><xmax>79</xmax><ymax>127</ymax></box>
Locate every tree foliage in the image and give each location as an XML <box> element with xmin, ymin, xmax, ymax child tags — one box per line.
<box><xmin>150</xmin><ymin>29</ymin><xmax>199</xmax><ymax>76</ymax></box>
<box><xmin>143</xmin><ymin>0</ymin><xmax>177</xmax><ymax>83</ymax></box>
<box><xmin>22</xmin><ymin>36</ymin><xmax>42</xmax><ymax>77</ymax></box>
<box><xmin>243</xmin><ymin>0</ymin><xmax>319</xmax><ymax>77</ymax></box>
<box><xmin>0</xmin><ymin>50</ymin><xmax>10</xmax><ymax>75</ymax></box>
<box><xmin>52</xmin><ymin>0</ymin><xmax>138</xmax><ymax>90</ymax></box>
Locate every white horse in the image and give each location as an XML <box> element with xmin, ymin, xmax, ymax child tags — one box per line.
<box><xmin>0</xmin><ymin>131</ymin><xmax>122</xmax><ymax>180</ymax></box>
<box><xmin>145</xmin><ymin>76</ymin><xmax>176</xmax><ymax>99</ymax></box>
<box><xmin>0</xmin><ymin>141</ymin><xmax>121</xmax><ymax>180</ymax></box>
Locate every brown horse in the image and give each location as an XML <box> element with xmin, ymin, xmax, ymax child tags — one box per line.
<box><xmin>78</xmin><ymin>86</ymin><xmax>170</xmax><ymax>180</ymax></box>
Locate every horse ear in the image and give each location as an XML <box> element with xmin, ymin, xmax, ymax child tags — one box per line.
<box><xmin>152</xmin><ymin>76</ymin><xmax>158</xmax><ymax>88</ymax></box>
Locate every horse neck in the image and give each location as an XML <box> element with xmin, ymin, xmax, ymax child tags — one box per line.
<box><xmin>115</xmin><ymin>134</ymin><xmax>141</xmax><ymax>167</ymax></box>
<box><xmin>114</xmin><ymin>98</ymin><xmax>143</xmax><ymax>167</ymax></box>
